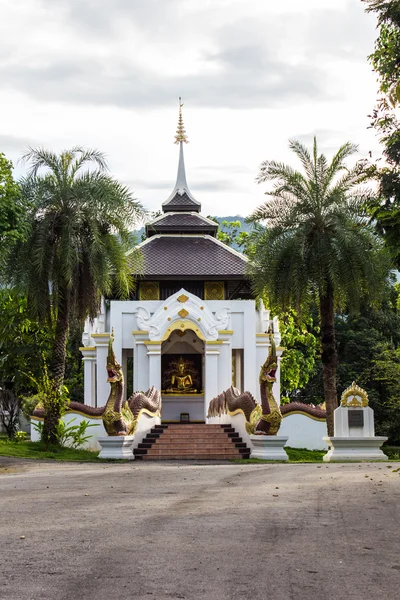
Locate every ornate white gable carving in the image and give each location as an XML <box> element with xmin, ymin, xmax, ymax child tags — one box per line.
<box><xmin>133</xmin><ymin>289</ymin><xmax>230</xmax><ymax>341</ymax></box>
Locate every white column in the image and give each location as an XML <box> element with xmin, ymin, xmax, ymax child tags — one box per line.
<box><xmin>146</xmin><ymin>342</ymin><xmax>162</xmax><ymax>391</ymax></box>
<box><xmin>92</xmin><ymin>333</ymin><xmax>111</xmax><ymax>408</ymax></box>
<box><xmin>205</xmin><ymin>345</ymin><xmax>220</xmax><ymax>420</ymax></box>
<box><xmin>80</xmin><ymin>347</ymin><xmax>96</xmax><ymax>406</ymax></box>
<box><xmin>274</xmin><ymin>352</ymin><xmax>283</xmax><ymax>406</ymax></box>
<box><xmin>243</xmin><ymin>303</ymin><xmax>257</xmax><ymax>397</ymax></box>
<box><xmin>136</xmin><ymin>342</ymin><xmax>150</xmax><ymax>391</ymax></box>
<box><xmin>218</xmin><ymin>340</ymin><xmax>232</xmax><ymax>392</ymax></box>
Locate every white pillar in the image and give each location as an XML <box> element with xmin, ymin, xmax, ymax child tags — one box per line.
<box><xmin>80</xmin><ymin>347</ymin><xmax>96</xmax><ymax>407</ymax></box>
<box><xmin>92</xmin><ymin>333</ymin><xmax>111</xmax><ymax>408</ymax></box>
<box><xmin>146</xmin><ymin>342</ymin><xmax>162</xmax><ymax>391</ymax></box>
<box><xmin>218</xmin><ymin>341</ymin><xmax>232</xmax><ymax>392</ymax></box>
<box><xmin>205</xmin><ymin>345</ymin><xmax>220</xmax><ymax>419</ymax></box>
<box><xmin>136</xmin><ymin>342</ymin><xmax>150</xmax><ymax>391</ymax></box>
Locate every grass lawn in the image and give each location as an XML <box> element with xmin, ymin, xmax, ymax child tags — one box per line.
<box><xmin>0</xmin><ymin>438</ymin><xmax>397</xmax><ymax>464</ymax></box>
<box><xmin>0</xmin><ymin>439</ymin><xmax>101</xmax><ymax>462</ymax></box>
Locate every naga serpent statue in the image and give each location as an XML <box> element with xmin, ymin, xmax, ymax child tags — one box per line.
<box><xmin>252</xmin><ymin>334</ymin><xmax>282</xmax><ymax>435</ymax></box>
<box><xmin>208</xmin><ymin>335</ymin><xmax>326</xmax><ymax>435</ymax></box>
<box><xmin>33</xmin><ymin>335</ymin><xmax>162</xmax><ymax>435</ymax></box>
<box><xmin>101</xmin><ymin>334</ymin><xmax>136</xmax><ymax>436</ymax></box>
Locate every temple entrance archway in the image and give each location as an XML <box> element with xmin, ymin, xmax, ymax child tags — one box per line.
<box><xmin>161</xmin><ymin>329</ymin><xmax>205</xmax><ymax>422</ymax></box>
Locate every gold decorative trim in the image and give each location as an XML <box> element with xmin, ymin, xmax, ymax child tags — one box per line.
<box><xmin>256</xmin><ymin>333</ymin><xmax>269</xmax><ymax>337</ymax></box>
<box><xmin>204</xmin><ymin>281</ymin><xmax>225</xmax><ymax>300</ymax></box>
<box><xmin>144</xmin><ymin>340</ymin><xmax>162</xmax><ymax>345</ymax></box>
<box><xmin>341</xmin><ymin>381</ymin><xmax>369</xmax><ymax>407</ymax></box>
<box><xmin>31</xmin><ymin>407</ymin><xmax>160</xmax><ymax>422</ymax></box>
<box><xmin>177</xmin><ymin>294</ymin><xmax>189</xmax><ymax>303</ymax></box>
<box><xmin>163</xmin><ymin>393</ymin><xmax>204</xmax><ymax>397</ymax></box>
<box><xmin>282</xmin><ymin>411</ymin><xmax>326</xmax><ymax>422</ymax></box>
<box><xmin>162</xmin><ymin>320</ymin><xmax>206</xmax><ymax>341</ymax></box>
<box><xmin>227</xmin><ymin>408</ymin><xmax>246</xmax><ymax>417</ymax></box>
<box><xmin>91</xmin><ymin>333</ymin><xmax>111</xmax><ymax>339</ymax></box>
<box><xmin>219</xmin><ymin>330</ymin><xmax>234</xmax><ymax>335</ymax></box>
<box><xmin>132</xmin><ymin>330</ymin><xmax>149</xmax><ymax>335</ymax></box>
<box><xmin>178</xmin><ymin>308</ymin><xmax>189</xmax><ymax>318</ymax></box>
<box><xmin>206</xmin><ymin>340</ymin><xmax>223</xmax><ymax>345</ymax></box>
<box><xmin>136</xmin><ymin>407</ymin><xmax>161</xmax><ymax>419</ymax></box>
<box><xmin>79</xmin><ymin>346</ymin><xmax>96</xmax><ymax>351</ymax></box>
<box><xmin>139</xmin><ymin>281</ymin><xmax>160</xmax><ymax>301</ymax></box>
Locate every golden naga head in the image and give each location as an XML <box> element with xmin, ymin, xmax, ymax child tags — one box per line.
<box><xmin>259</xmin><ymin>334</ymin><xmax>278</xmax><ymax>384</ymax></box>
<box><xmin>106</xmin><ymin>332</ymin><xmax>123</xmax><ymax>383</ymax></box>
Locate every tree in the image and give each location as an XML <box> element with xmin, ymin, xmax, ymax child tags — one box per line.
<box><xmin>8</xmin><ymin>147</ymin><xmax>144</xmax><ymax>444</ymax></box>
<box><xmin>279</xmin><ymin>309</ymin><xmax>319</xmax><ymax>402</ymax></box>
<box><xmin>0</xmin><ymin>288</ymin><xmax>51</xmax><ymax>438</ymax></box>
<box><xmin>362</xmin><ymin>0</ymin><xmax>400</xmax><ymax>267</ymax></box>
<box><xmin>0</xmin><ymin>153</ymin><xmax>26</xmax><ymax>269</ymax></box>
<box><xmin>247</xmin><ymin>138</ymin><xmax>391</xmax><ymax>435</ymax></box>
<box><xmin>298</xmin><ymin>282</ymin><xmax>400</xmax><ymax>443</ymax></box>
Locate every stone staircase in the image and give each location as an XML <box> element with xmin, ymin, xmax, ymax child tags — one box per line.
<box><xmin>134</xmin><ymin>423</ymin><xmax>250</xmax><ymax>460</ymax></box>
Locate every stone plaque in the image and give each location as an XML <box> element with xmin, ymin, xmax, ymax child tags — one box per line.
<box><xmin>348</xmin><ymin>410</ymin><xmax>364</xmax><ymax>427</ymax></box>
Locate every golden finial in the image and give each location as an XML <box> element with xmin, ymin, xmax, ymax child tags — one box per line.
<box><xmin>174</xmin><ymin>97</ymin><xmax>189</xmax><ymax>144</ymax></box>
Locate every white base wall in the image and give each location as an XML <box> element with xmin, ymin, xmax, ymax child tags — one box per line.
<box><xmin>323</xmin><ymin>436</ymin><xmax>388</xmax><ymax>462</ymax></box>
<box><xmin>31</xmin><ymin>411</ymin><xmax>161</xmax><ymax>452</ymax></box>
<box><xmin>209</xmin><ymin>412</ymin><xmax>327</xmax><ymax>450</ymax></box>
<box><xmin>162</xmin><ymin>396</ymin><xmax>204</xmax><ymax>421</ymax></box>
<box><xmin>280</xmin><ymin>413</ymin><xmax>328</xmax><ymax>450</ymax></box>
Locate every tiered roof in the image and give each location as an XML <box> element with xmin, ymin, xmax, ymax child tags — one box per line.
<box><xmin>139</xmin><ymin>100</ymin><xmax>248</xmax><ymax>280</ymax></box>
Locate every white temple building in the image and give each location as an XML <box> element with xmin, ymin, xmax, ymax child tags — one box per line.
<box><xmin>80</xmin><ymin>102</ymin><xmax>283</xmax><ymax>423</ymax></box>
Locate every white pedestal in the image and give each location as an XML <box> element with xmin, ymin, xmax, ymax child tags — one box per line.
<box><xmin>250</xmin><ymin>435</ymin><xmax>289</xmax><ymax>461</ymax></box>
<box><xmin>323</xmin><ymin>436</ymin><xmax>388</xmax><ymax>462</ymax></box>
<box><xmin>98</xmin><ymin>436</ymin><xmax>135</xmax><ymax>460</ymax></box>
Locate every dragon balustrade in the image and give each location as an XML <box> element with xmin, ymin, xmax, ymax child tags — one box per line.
<box><xmin>33</xmin><ymin>335</ymin><xmax>162</xmax><ymax>436</ymax></box>
<box><xmin>208</xmin><ymin>335</ymin><xmax>326</xmax><ymax>434</ymax></box>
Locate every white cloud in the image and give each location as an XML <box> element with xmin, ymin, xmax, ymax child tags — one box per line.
<box><xmin>0</xmin><ymin>0</ymin><xmax>381</xmax><ymax>216</ymax></box>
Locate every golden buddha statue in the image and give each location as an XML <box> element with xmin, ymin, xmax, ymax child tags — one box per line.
<box><xmin>166</xmin><ymin>356</ymin><xmax>197</xmax><ymax>393</ymax></box>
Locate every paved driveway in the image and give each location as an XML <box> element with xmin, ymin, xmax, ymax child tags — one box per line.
<box><xmin>1</xmin><ymin>458</ymin><xmax>399</xmax><ymax>600</ymax></box>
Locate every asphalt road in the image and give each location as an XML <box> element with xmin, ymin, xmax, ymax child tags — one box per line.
<box><xmin>1</xmin><ymin>458</ymin><xmax>399</xmax><ymax>600</ymax></box>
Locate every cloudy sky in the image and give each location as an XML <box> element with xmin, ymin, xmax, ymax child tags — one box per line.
<box><xmin>1</xmin><ymin>0</ymin><xmax>380</xmax><ymax>217</ymax></box>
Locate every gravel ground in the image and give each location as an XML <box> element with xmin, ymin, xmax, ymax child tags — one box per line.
<box><xmin>0</xmin><ymin>457</ymin><xmax>399</xmax><ymax>600</ymax></box>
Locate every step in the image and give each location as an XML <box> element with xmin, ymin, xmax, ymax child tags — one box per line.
<box><xmin>144</xmin><ymin>449</ymin><xmax>242</xmax><ymax>457</ymax></box>
<box><xmin>141</xmin><ymin>453</ymin><xmax>242</xmax><ymax>460</ymax></box>
<box><xmin>152</xmin><ymin>443</ymin><xmax>241</xmax><ymax>450</ymax></box>
<box><xmin>135</xmin><ymin>423</ymin><xmax>250</xmax><ymax>461</ymax></box>
<box><xmin>157</xmin><ymin>433</ymin><xmax>234</xmax><ymax>440</ymax></box>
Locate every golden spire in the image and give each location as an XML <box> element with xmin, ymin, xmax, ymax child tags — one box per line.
<box><xmin>174</xmin><ymin>97</ymin><xmax>189</xmax><ymax>144</ymax></box>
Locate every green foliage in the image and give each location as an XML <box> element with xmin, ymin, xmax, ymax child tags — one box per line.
<box><xmin>0</xmin><ymin>438</ymin><xmax>101</xmax><ymax>462</ymax></box>
<box><xmin>0</xmin><ymin>288</ymin><xmax>51</xmax><ymax>395</ymax></box>
<box><xmin>299</xmin><ymin>282</ymin><xmax>400</xmax><ymax>443</ymax></box>
<box><xmin>56</xmin><ymin>418</ymin><xmax>98</xmax><ymax>449</ymax></box>
<box><xmin>5</xmin><ymin>147</ymin><xmax>144</xmax><ymax>442</ymax></box>
<box><xmin>247</xmin><ymin>137</ymin><xmax>390</xmax><ymax>312</ymax></box>
<box><xmin>9</xmin><ymin>147</ymin><xmax>144</xmax><ymax>325</ymax></box>
<box><xmin>371</xmin><ymin>346</ymin><xmax>400</xmax><ymax>443</ymax></box>
<box><xmin>279</xmin><ymin>310</ymin><xmax>319</xmax><ymax>401</ymax></box>
<box><xmin>362</xmin><ymin>0</ymin><xmax>400</xmax><ymax>267</ymax></box>
<box><xmin>13</xmin><ymin>431</ymin><xmax>28</xmax><ymax>443</ymax></box>
<box><xmin>20</xmin><ymin>394</ymin><xmax>42</xmax><ymax>421</ymax></box>
<box><xmin>207</xmin><ymin>216</ymin><xmax>253</xmax><ymax>253</ymax></box>
<box><xmin>0</xmin><ymin>153</ymin><xmax>26</xmax><ymax>269</ymax></box>
<box><xmin>33</xmin><ymin>417</ymin><xmax>97</xmax><ymax>449</ymax></box>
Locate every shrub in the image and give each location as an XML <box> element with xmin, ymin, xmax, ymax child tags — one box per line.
<box><xmin>33</xmin><ymin>417</ymin><xmax>98</xmax><ymax>449</ymax></box>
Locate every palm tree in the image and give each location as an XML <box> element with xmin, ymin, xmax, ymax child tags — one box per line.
<box><xmin>248</xmin><ymin>138</ymin><xmax>390</xmax><ymax>436</ymax></box>
<box><xmin>9</xmin><ymin>147</ymin><xmax>144</xmax><ymax>443</ymax></box>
